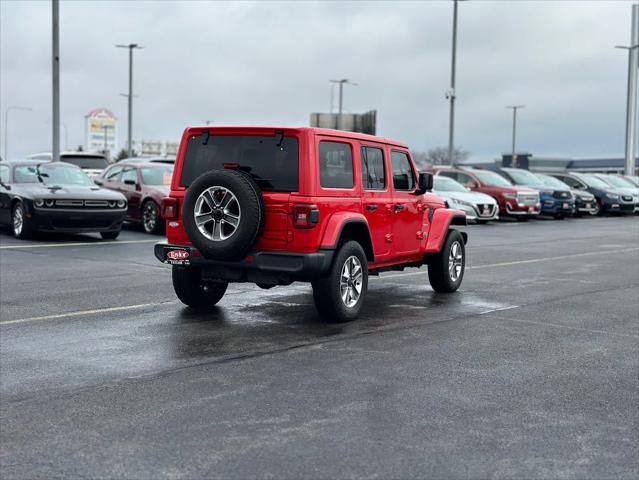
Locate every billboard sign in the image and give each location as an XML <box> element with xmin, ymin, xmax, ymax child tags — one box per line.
<box><xmin>85</xmin><ymin>108</ymin><xmax>117</xmax><ymax>154</ymax></box>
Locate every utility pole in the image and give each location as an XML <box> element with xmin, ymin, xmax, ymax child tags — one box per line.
<box><xmin>329</xmin><ymin>79</ymin><xmax>357</xmax><ymax>130</ymax></box>
<box><xmin>506</xmin><ymin>105</ymin><xmax>525</xmax><ymax>168</ymax></box>
<box><xmin>4</xmin><ymin>106</ymin><xmax>32</xmax><ymax>160</ymax></box>
<box><xmin>52</xmin><ymin>0</ymin><xmax>60</xmax><ymax>162</ymax></box>
<box><xmin>616</xmin><ymin>4</ymin><xmax>638</xmax><ymax>176</ymax></box>
<box><xmin>447</xmin><ymin>0</ymin><xmax>464</xmax><ymax>166</ymax></box>
<box><xmin>116</xmin><ymin>43</ymin><xmax>143</xmax><ymax>158</ymax></box>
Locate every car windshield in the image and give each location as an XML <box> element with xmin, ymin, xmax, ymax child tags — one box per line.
<box><xmin>580</xmin><ymin>174</ymin><xmax>612</xmax><ymax>189</ymax></box>
<box><xmin>181</xmin><ymin>133</ymin><xmax>299</xmax><ymax>191</ymax></box>
<box><xmin>536</xmin><ymin>174</ymin><xmax>569</xmax><ymax>189</ymax></box>
<box><xmin>61</xmin><ymin>155</ymin><xmax>108</xmax><ymax>169</ymax></box>
<box><xmin>14</xmin><ymin>163</ymin><xmax>95</xmax><ymax>186</ymax></box>
<box><xmin>600</xmin><ymin>175</ymin><xmax>635</xmax><ymax>188</ymax></box>
<box><xmin>141</xmin><ymin>166</ymin><xmax>174</xmax><ymax>185</ymax></box>
<box><xmin>473</xmin><ymin>170</ymin><xmax>512</xmax><ymax>186</ymax></box>
<box><xmin>433</xmin><ymin>176</ymin><xmax>468</xmax><ymax>192</ymax></box>
<box><xmin>505</xmin><ymin>168</ymin><xmax>544</xmax><ymax>186</ymax></box>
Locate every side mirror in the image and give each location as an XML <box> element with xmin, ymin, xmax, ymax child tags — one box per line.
<box><xmin>0</xmin><ymin>181</ymin><xmax>10</xmax><ymax>190</ymax></box>
<box><xmin>94</xmin><ymin>179</ymin><xmax>103</xmax><ymax>186</ymax></box>
<box><xmin>416</xmin><ymin>172</ymin><xmax>433</xmax><ymax>195</ymax></box>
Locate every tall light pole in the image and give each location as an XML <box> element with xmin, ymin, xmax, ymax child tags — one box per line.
<box><xmin>52</xmin><ymin>0</ymin><xmax>60</xmax><ymax>162</ymax></box>
<box><xmin>447</xmin><ymin>0</ymin><xmax>464</xmax><ymax>166</ymax></box>
<box><xmin>506</xmin><ymin>105</ymin><xmax>525</xmax><ymax>167</ymax></box>
<box><xmin>4</xmin><ymin>106</ymin><xmax>32</xmax><ymax>160</ymax></box>
<box><xmin>616</xmin><ymin>4</ymin><xmax>638</xmax><ymax>176</ymax></box>
<box><xmin>329</xmin><ymin>79</ymin><xmax>357</xmax><ymax>130</ymax></box>
<box><xmin>116</xmin><ymin>43</ymin><xmax>143</xmax><ymax>157</ymax></box>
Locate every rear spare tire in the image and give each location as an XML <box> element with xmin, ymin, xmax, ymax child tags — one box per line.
<box><xmin>182</xmin><ymin>169</ymin><xmax>265</xmax><ymax>260</ymax></box>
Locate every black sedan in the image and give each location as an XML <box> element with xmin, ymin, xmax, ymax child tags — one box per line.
<box><xmin>0</xmin><ymin>160</ymin><xmax>128</xmax><ymax>239</ymax></box>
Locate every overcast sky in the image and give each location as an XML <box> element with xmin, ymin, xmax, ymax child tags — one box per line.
<box><xmin>1</xmin><ymin>0</ymin><xmax>636</xmax><ymax>161</ymax></box>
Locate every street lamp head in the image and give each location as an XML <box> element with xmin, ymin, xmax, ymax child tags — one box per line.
<box><xmin>115</xmin><ymin>44</ymin><xmax>144</xmax><ymax>49</ymax></box>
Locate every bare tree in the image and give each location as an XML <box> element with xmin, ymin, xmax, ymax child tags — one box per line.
<box><xmin>412</xmin><ymin>146</ymin><xmax>469</xmax><ymax>169</ymax></box>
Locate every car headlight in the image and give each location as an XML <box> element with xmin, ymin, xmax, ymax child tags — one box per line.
<box><xmin>34</xmin><ymin>198</ymin><xmax>44</xmax><ymax>207</ymax></box>
<box><xmin>116</xmin><ymin>199</ymin><xmax>126</xmax><ymax>208</ymax></box>
<box><xmin>502</xmin><ymin>193</ymin><xmax>517</xmax><ymax>199</ymax></box>
<box><xmin>45</xmin><ymin>199</ymin><xmax>54</xmax><ymax>207</ymax></box>
<box><xmin>108</xmin><ymin>201</ymin><xmax>116</xmax><ymax>208</ymax></box>
<box><xmin>605</xmin><ymin>193</ymin><xmax>620</xmax><ymax>199</ymax></box>
<box><xmin>450</xmin><ymin>198</ymin><xmax>473</xmax><ymax>208</ymax></box>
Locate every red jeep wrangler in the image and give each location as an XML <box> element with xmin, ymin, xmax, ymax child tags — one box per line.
<box><xmin>155</xmin><ymin>126</ymin><xmax>468</xmax><ymax>322</ymax></box>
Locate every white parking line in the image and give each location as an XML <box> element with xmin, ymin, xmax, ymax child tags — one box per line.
<box><xmin>376</xmin><ymin>247</ymin><xmax>639</xmax><ymax>280</ymax></box>
<box><xmin>2</xmin><ymin>247</ymin><xmax>637</xmax><ymax>326</ymax></box>
<box><xmin>0</xmin><ymin>302</ymin><xmax>167</xmax><ymax>326</ymax></box>
<box><xmin>478</xmin><ymin>305</ymin><xmax>520</xmax><ymax>315</ymax></box>
<box><xmin>0</xmin><ymin>239</ymin><xmax>158</xmax><ymax>250</ymax></box>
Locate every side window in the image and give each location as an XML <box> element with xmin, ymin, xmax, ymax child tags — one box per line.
<box><xmin>121</xmin><ymin>167</ymin><xmax>138</xmax><ymax>184</ymax></box>
<box><xmin>456</xmin><ymin>172</ymin><xmax>474</xmax><ymax>188</ymax></box>
<box><xmin>561</xmin><ymin>176</ymin><xmax>578</xmax><ymax>189</ymax></box>
<box><xmin>391</xmin><ymin>151</ymin><xmax>415</xmax><ymax>191</ymax></box>
<box><xmin>361</xmin><ymin>147</ymin><xmax>386</xmax><ymax>190</ymax></box>
<box><xmin>438</xmin><ymin>171</ymin><xmax>458</xmax><ymax>182</ymax></box>
<box><xmin>0</xmin><ymin>165</ymin><xmax>9</xmax><ymax>183</ymax></box>
<box><xmin>105</xmin><ymin>166</ymin><xmax>123</xmax><ymax>182</ymax></box>
<box><xmin>319</xmin><ymin>141</ymin><xmax>353</xmax><ymax>189</ymax></box>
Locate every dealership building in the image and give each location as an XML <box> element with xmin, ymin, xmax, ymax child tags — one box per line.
<box><xmin>463</xmin><ymin>154</ymin><xmax>639</xmax><ymax>174</ymax></box>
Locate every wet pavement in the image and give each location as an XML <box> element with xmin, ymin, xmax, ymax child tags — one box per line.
<box><xmin>1</xmin><ymin>216</ymin><xmax>638</xmax><ymax>479</ymax></box>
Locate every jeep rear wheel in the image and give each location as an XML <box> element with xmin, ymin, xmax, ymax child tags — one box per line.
<box><xmin>312</xmin><ymin>241</ymin><xmax>368</xmax><ymax>322</ymax></box>
<box><xmin>428</xmin><ymin>229</ymin><xmax>465</xmax><ymax>293</ymax></box>
<box><xmin>172</xmin><ymin>266</ymin><xmax>228</xmax><ymax>308</ymax></box>
<box><xmin>182</xmin><ymin>169</ymin><xmax>265</xmax><ymax>261</ymax></box>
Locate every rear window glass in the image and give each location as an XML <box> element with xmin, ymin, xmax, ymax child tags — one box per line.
<box><xmin>141</xmin><ymin>166</ymin><xmax>174</xmax><ymax>185</ymax></box>
<box><xmin>319</xmin><ymin>141</ymin><xmax>353</xmax><ymax>189</ymax></box>
<box><xmin>181</xmin><ymin>134</ymin><xmax>299</xmax><ymax>192</ymax></box>
<box><xmin>61</xmin><ymin>155</ymin><xmax>108</xmax><ymax>169</ymax></box>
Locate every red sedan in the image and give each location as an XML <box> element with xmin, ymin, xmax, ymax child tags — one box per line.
<box><xmin>96</xmin><ymin>162</ymin><xmax>173</xmax><ymax>234</ymax></box>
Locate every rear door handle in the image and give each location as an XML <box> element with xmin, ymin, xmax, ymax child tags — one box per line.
<box><xmin>366</xmin><ymin>204</ymin><xmax>378</xmax><ymax>211</ymax></box>
<box><xmin>394</xmin><ymin>204</ymin><xmax>405</xmax><ymax>211</ymax></box>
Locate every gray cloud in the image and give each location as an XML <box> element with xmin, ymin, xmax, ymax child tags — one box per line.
<box><xmin>0</xmin><ymin>0</ymin><xmax>635</xmax><ymax>161</ymax></box>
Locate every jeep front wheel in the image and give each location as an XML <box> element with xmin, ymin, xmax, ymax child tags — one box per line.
<box><xmin>428</xmin><ymin>229</ymin><xmax>465</xmax><ymax>293</ymax></box>
<box><xmin>172</xmin><ymin>266</ymin><xmax>228</xmax><ymax>308</ymax></box>
<box><xmin>312</xmin><ymin>241</ymin><xmax>368</xmax><ymax>322</ymax></box>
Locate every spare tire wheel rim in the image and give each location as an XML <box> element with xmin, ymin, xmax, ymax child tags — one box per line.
<box><xmin>194</xmin><ymin>186</ymin><xmax>241</xmax><ymax>241</ymax></box>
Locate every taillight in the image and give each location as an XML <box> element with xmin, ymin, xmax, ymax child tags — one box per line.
<box><xmin>162</xmin><ymin>197</ymin><xmax>178</xmax><ymax>220</ymax></box>
<box><xmin>292</xmin><ymin>204</ymin><xmax>320</xmax><ymax>228</ymax></box>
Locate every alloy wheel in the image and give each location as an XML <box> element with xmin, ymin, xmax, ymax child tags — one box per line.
<box><xmin>194</xmin><ymin>186</ymin><xmax>241</xmax><ymax>241</ymax></box>
<box><xmin>340</xmin><ymin>255</ymin><xmax>363</xmax><ymax>308</ymax></box>
<box><xmin>143</xmin><ymin>202</ymin><xmax>158</xmax><ymax>233</ymax></box>
<box><xmin>448</xmin><ymin>241</ymin><xmax>463</xmax><ymax>282</ymax></box>
<box><xmin>13</xmin><ymin>206</ymin><xmax>23</xmax><ymax>236</ymax></box>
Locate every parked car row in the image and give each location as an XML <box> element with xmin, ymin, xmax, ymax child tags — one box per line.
<box><xmin>431</xmin><ymin>166</ymin><xmax>638</xmax><ymax>222</ymax></box>
<box><xmin>0</xmin><ymin>158</ymin><xmax>174</xmax><ymax>239</ymax></box>
<box><xmin>1</xmin><ymin>150</ymin><xmax>636</xmax><ymax>240</ymax></box>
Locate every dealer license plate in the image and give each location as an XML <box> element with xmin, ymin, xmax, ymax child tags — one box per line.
<box><xmin>165</xmin><ymin>248</ymin><xmax>190</xmax><ymax>265</ymax></box>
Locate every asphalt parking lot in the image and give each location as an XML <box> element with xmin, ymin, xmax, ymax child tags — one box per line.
<box><xmin>1</xmin><ymin>216</ymin><xmax>638</xmax><ymax>479</ymax></box>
